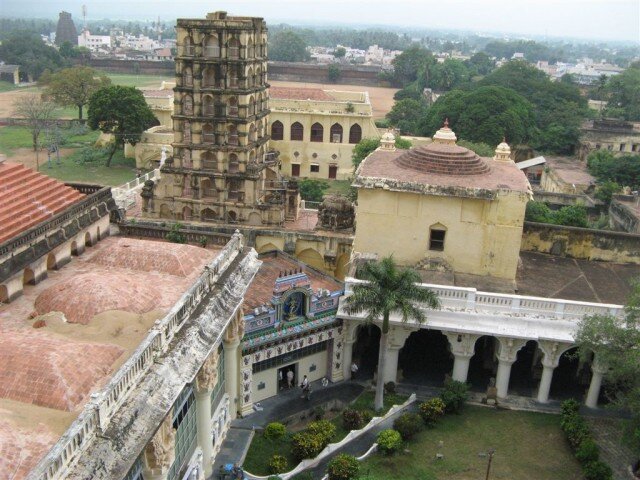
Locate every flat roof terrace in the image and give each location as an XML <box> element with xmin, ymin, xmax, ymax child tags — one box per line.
<box><xmin>0</xmin><ymin>236</ymin><xmax>220</xmax><ymax>479</ymax></box>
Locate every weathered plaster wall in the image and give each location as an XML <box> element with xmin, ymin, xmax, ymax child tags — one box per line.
<box><xmin>521</xmin><ymin>221</ymin><xmax>640</xmax><ymax>263</ymax></box>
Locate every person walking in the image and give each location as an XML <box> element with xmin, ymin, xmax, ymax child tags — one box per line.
<box><xmin>300</xmin><ymin>375</ymin><xmax>310</xmax><ymax>400</ymax></box>
<box><xmin>287</xmin><ymin>369</ymin><xmax>294</xmax><ymax>389</ymax></box>
<box><xmin>351</xmin><ymin>361</ymin><xmax>359</xmax><ymax>380</ymax></box>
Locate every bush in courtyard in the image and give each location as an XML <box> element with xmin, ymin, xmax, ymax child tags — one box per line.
<box><xmin>576</xmin><ymin>438</ymin><xmax>600</xmax><ymax>466</ymax></box>
<box><xmin>313</xmin><ymin>405</ymin><xmax>325</xmax><ymax>420</ymax></box>
<box><xmin>583</xmin><ymin>460</ymin><xmax>613</xmax><ymax>480</ymax></box>
<box><xmin>393</xmin><ymin>412</ymin><xmax>423</xmax><ymax>440</ymax></box>
<box><xmin>268</xmin><ymin>454</ymin><xmax>288</xmax><ymax>474</ymax></box>
<box><xmin>561</xmin><ymin>413</ymin><xmax>590</xmax><ymax>449</ymax></box>
<box><xmin>327</xmin><ymin>453</ymin><xmax>360</xmax><ymax>480</ymax></box>
<box><xmin>361</xmin><ymin>409</ymin><xmax>374</xmax><ymax>425</ymax></box>
<box><xmin>440</xmin><ymin>379</ymin><xmax>469</xmax><ymax>414</ymax></box>
<box><xmin>384</xmin><ymin>381</ymin><xmax>396</xmax><ymax>394</ymax></box>
<box><xmin>292</xmin><ymin>431</ymin><xmax>324</xmax><ymax>461</ymax></box>
<box><xmin>264</xmin><ymin>422</ymin><xmax>287</xmax><ymax>440</ymax></box>
<box><xmin>560</xmin><ymin>399</ymin><xmax>581</xmax><ymax>417</ymax></box>
<box><xmin>165</xmin><ymin>223</ymin><xmax>186</xmax><ymax>244</ymax></box>
<box><xmin>419</xmin><ymin>397</ymin><xmax>446</xmax><ymax>427</ymax></box>
<box><xmin>376</xmin><ymin>429</ymin><xmax>402</xmax><ymax>455</ymax></box>
<box><xmin>342</xmin><ymin>409</ymin><xmax>364</xmax><ymax>430</ymax></box>
<box><xmin>307</xmin><ymin>420</ymin><xmax>336</xmax><ymax>445</ymax></box>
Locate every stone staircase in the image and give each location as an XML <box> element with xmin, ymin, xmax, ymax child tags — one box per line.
<box><xmin>0</xmin><ymin>162</ymin><xmax>85</xmax><ymax>243</ymax></box>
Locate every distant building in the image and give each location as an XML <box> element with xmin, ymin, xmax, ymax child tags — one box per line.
<box><xmin>55</xmin><ymin>11</ymin><xmax>78</xmax><ymax>46</ymax></box>
<box><xmin>78</xmin><ymin>29</ymin><xmax>111</xmax><ymax>51</ymax></box>
<box><xmin>540</xmin><ymin>156</ymin><xmax>595</xmax><ymax>194</ymax></box>
<box><xmin>579</xmin><ymin>118</ymin><xmax>640</xmax><ymax>160</ymax></box>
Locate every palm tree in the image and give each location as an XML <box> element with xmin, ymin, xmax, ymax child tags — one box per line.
<box><xmin>343</xmin><ymin>256</ymin><xmax>441</xmax><ymax>411</ymax></box>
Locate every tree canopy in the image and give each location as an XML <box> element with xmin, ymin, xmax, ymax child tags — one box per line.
<box><xmin>390</xmin><ymin>46</ymin><xmax>436</xmax><ymax>87</ymax></box>
<box><xmin>419</xmin><ymin>86</ymin><xmax>538</xmax><ymax>146</ymax></box>
<box><xmin>269</xmin><ymin>30</ymin><xmax>309</xmax><ymax>62</ymax></box>
<box><xmin>42</xmin><ymin>67</ymin><xmax>111</xmax><ymax>120</ymax></box>
<box><xmin>466</xmin><ymin>52</ymin><xmax>495</xmax><ymax>76</ymax></box>
<box><xmin>87</xmin><ymin>85</ymin><xmax>157</xmax><ymax>166</ymax></box>
<box><xmin>605</xmin><ymin>66</ymin><xmax>640</xmax><ymax>121</ymax></box>
<box><xmin>0</xmin><ymin>31</ymin><xmax>66</xmax><ymax>80</ymax></box>
<box><xmin>299</xmin><ymin>179</ymin><xmax>330</xmax><ymax>203</ymax></box>
<box><xmin>12</xmin><ymin>94</ymin><xmax>56</xmax><ymax>153</ymax></box>
<box><xmin>524</xmin><ymin>201</ymin><xmax>589</xmax><ymax>228</ymax></box>
<box><xmin>587</xmin><ymin>149</ymin><xmax>640</xmax><ymax>190</ymax></box>
<box><xmin>386</xmin><ymin>98</ymin><xmax>430</xmax><ymax>135</ymax></box>
<box><xmin>352</xmin><ymin>137</ymin><xmax>412</xmax><ymax>170</ymax></box>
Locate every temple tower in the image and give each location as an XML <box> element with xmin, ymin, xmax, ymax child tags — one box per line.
<box><xmin>152</xmin><ymin>11</ymin><xmax>298</xmax><ymax>226</ymax></box>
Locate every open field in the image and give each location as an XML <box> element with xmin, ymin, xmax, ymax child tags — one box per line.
<box><xmin>270</xmin><ymin>80</ymin><xmax>398</xmax><ymax>120</ymax></box>
<box><xmin>359</xmin><ymin>405</ymin><xmax>582</xmax><ymax>480</ymax></box>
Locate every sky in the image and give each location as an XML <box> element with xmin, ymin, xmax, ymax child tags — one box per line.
<box><xmin>1</xmin><ymin>0</ymin><xmax>639</xmax><ymax>43</ymax></box>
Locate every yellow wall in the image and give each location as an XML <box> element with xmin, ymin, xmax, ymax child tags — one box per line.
<box><xmin>353</xmin><ymin>188</ymin><xmax>528</xmax><ymax>280</ymax></box>
<box><xmin>252</xmin><ymin>349</ymin><xmax>328</xmax><ymax>403</ymax></box>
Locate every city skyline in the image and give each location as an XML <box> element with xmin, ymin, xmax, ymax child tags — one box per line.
<box><xmin>1</xmin><ymin>0</ymin><xmax>639</xmax><ymax>43</ymax></box>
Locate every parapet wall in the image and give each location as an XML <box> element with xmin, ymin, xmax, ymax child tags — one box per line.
<box><xmin>521</xmin><ymin>221</ymin><xmax>640</xmax><ymax>264</ymax></box>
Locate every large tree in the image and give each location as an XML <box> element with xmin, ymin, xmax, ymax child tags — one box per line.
<box><xmin>87</xmin><ymin>86</ymin><xmax>157</xmax><ymax>166</ymax></box>
<box><xmin>390</xmin><ymin>45</ymin><xmax>435</xmax><ymax>87</ymax></box>
<box><xmin>13</xmin><ymin>94</ymin><xmax>56</xmax><ymax>152</ymax></box>
<box><xmin>0</xmin><ymin>31</ymin><xmax>66</xmax><ymax>80</ymax></box>
<box><xmin>343</xmin><ymin>257</ymin><xmax>440</xmax><ymax>411</ymax></box>
<box><xmin>269</xmin><ymin>30</ymin><xmax>309</xmax><ymax>62</ymax></box>
<box><xmin>606</xmin><ymin>66</ymin><xmax>640</xmax><ymax>121</ymax></box>
<box><xmin>42</xmin><ymin>67</ymin><xmax>111</xmax><ymax>120</ymax></box>
<box><xmin>419</xmin><ymin>86</ymin><xmax>538</xmax><ymax>146</ymax></box>
<box><xmin>386</xmin><ymin>98</ymin><xmax>430</xmax><ymax>135</ymax></box>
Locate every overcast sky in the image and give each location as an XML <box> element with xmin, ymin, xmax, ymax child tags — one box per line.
<box><xmin>2</xmin><ymin>0</ymin><xmax>639</xmax><ymax>43</ymax></box>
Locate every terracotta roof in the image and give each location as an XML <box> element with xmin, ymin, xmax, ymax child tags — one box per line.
<box><xmin>269</xmin><ymin>87</ymin><xmax>334</xmax><ymax>101</ymax></box>
<box><xmin>244</xmin><ymin>251</ymin><xmax>342</xmax><ymax>310</ymax></box>
<box><xmin>0</xmin><ymin>419</ymin><xmax>58</xmax><ymax>480</ymax></box>
<box><xmin>545</xmin><ymin>156</ymin><xmax>595</xmax><ymax>186</ymax></box>
<box><xmin>358</xmin><ymin>148</ymin><xmax>530</xmax><ymax>193</ymax></box>
<box><xmin>0</xmin><ymin>162</ymin><xmax>85</xmax><ymax>244</ymax></box>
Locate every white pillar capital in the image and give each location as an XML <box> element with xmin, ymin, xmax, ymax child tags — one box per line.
<box><xmin>445</xmin><ymin>332</ymin><xmax>480</xmax><ymax>358</ymax></box>
<box><xmin>387</xmin><ymin>325</ymin><xmax>416</xmax><ymax>350</ymax></box>
<box><xmin>495</xmin><ymin>337</ymin><xmax>527</xmax><ymax>364</ymax></box>
<box><xmin>538</xmin><ymin>340</ymin><xmax>572</xmax><ymax>369</ymax></box>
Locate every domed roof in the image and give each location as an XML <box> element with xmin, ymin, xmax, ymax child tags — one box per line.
<box><xmin>394</xmin><ymin>121</ymin><xmax>490</xmax><ymax>176</ymax></box>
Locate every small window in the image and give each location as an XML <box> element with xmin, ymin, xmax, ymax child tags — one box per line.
<box><xmin>310</xmin><ymin>123</ymin><xmax>324</xmax><ymax>142</ymax></box>
<box><xmin>595</xmin><ymin>144</ymin><xmax>601</xmax><ymax>149</ymax></box>
<box><xmin>633</xmin><ymin>144</ymin><xmax>639</xmax><ymax>152</ymax></box>
<box><xmin>291</xmin><ymin>122</ymin><xmax>304</xmax><ymax>141</ymax></box>
<box><xmin>620</xmin><ymin>144</ymin><xmax>626</xmax><ymax>152</ymax></box>
<box><xmin>310</xmin><ymin>163</ymin><xmax>320</xmax><ymax>173</ymax></box>
<box><xmin>292</xmin><ymin>164</ymin><xmax>301</xmax><ymax>177</ymax></box>
<box><xmin>429</xmin><ymin>229</ymin><xmax>446</xmax><ymax>251</ymax></box>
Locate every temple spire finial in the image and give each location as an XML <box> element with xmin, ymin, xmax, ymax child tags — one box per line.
<box><xmin>444</xmin><ymin>118</ymin><xmax>449</xmax><ymax>128</ymax></box>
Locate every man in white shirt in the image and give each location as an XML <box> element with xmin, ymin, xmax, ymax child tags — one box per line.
<box><xmin>351</xmin><ymin>361</ymin><xmax>359</xmax><ymax>380</ymax></box>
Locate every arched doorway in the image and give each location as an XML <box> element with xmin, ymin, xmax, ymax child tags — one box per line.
<box><xmin>227</xmin><ymin>210</ymin><xmax>237</xmax><ymax>223</ymax></box>
<box><xmin>257</xmin><ymin>243</ymin><xmax>279</xmax><ymax>254</ymax></box>
<box><xmin>468</xmin><ymin>336</ymin><xmax>498</xmax><ymax>392</ymax></box>
<box><xmin>71</xmin><ymin>241</ymin><xmax>79</xmax><ymax>256</ymax></box>
<box><xmin>550</xmin><ymin>347</ymin><xmax>589</xmax><ymax>401</ymax></box>
<box><xmin>352</xmin><ymin>324</ymin><xmax>381</xmax><ymax>380</ymax></box>
<box><xmin>398</xmin><ymin>329</ymin><xmax>452</xmax><ymax>387</ymax></box>
<box><xmin>46</xmin><ymin>253</ymin><xmax>57</xmax><ymax>271</ymax></box>
<box><xmin>0</xmin><ymin>285</ymin><xmax>9</xmax><ymax>303</ymax></box>
<box><xmin>23</xmin><ymin>268</ymin><xmax>35</xmax><ymax>286</ymax></box>
<box><xmin>84</xmin><ymin>232</ymin><xmax>92</xmax><ymax>247</ymax></box>
<box><xmin>509</xmin><ymin>340</ymin><xmax>542</xmax><ymax>397</ymax></box>
<box><xmin>296</xmin><ymin>248</ymin><xmax>324</xmax><ymax>271</ymax></box>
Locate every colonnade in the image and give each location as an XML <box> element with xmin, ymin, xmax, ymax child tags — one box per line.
<box><xmin>342</xmin><ymin>322</ymin><xmax>607</xmax><ymax>408</ymax></box>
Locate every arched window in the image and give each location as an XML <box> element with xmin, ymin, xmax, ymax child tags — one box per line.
<box><xmin>205</xmin><ymin>35</ymin><xmax>220</xmax><ymax>57</ymax></box>
<box><xmin>182</xmin><ymin>36</ymin><xmax>194</xmax><ymax>56</ymax></box>
<box><xmin>249</xmin><ymin>124</ymin><xmax>257</xmax><ymax>142</ymax></box>
<box><xmin>202</xmin><ymin>66</ymin><xmax>215</xmax><ymax>87</ymax></box>
<box><xmin>228</xmin><ymin>38</ymin><xmax>240</xmax><ymax>59</ymax></box>
<box><xmin>202</xmin><ymin>95</ymin><xmax>214</xmax><ymax>116</ymax></box>
<box><xmin>201</xmin><ymin>208</ymin><xmax>218</xmax><ymax>221</ymax></box>
<box><xmin>228</xmin><ymin>125</ymin><xmax>238</xmax><ymax>146</ymax></box>
<box><xmin>183</xmin><ymin>121</ymin><xmax>191</xmax><ymax>143</ymax></box>
<box><xmin>182</xmin><ymin>149</ymin><xmax>192</xmax><ymax>168</ymax></box>
<box><xmin>229</xmin><ymin>65</ymin><xmax>239</xmax><ymax>88</ymax></box>
<box><xmin>182</xmin><ymin>95</ymin><xmax>193</xmax><ymax>115</ymax></box>
<box><xmin>310</xmin><ymin>122</ymin><xmax>324</xmax><ymax>142</ymax></box>
<box><xmin>271</xmin><ymin>120</ymin><xmax>284</xmax><ymax>140</ymax></box>
<box><xmin>201</xmin><ymin>178</ymin><xmax>216</xmax><ymax>198</ymax></box>
<box><xmin>202</xmin><ymin>123</ymin><xmax>215</xmax><ymax>144</ymax></box>
<box><xmin>248</xmin><ymin>96</ymin><xmax>255</xmax><ymax>116</ymax></box>
<box><xmin>228</xmin><ymin>96</ymin><xmax>238</xmax><ymax>116</ymax></box>
<box><xmin>183</xmin><ymin>67</ymin><xmax>193</xmax><ymax>87</ymax></box>
<box><xmin>182</xmin><ymin>174</ymin><xmax>192</xmax><ymax>197</ymax></box>
<box><xmin>349</xmin><ymin>124</ymin><xmax>362</xmax><ymax>144</ymax></box>
<box><xmin>330</xmin><ymin>123</ymin><xmax>343</xmax><ymax>143</ymax></box>
<box><xmin>228</xmin><ymin>153</ymin><xmax>239</xmax><ymax>173</ymax></box>
<box><xmin>290</xmin><ymin>122</ymin><xmax>304</xmax><ymax>141</ymax></box>
<box><xmin>201</xmin><ymin>151</ymin><xmax>216</xmax><ymax>171</ymax></box>
<box><xmin>247</xmin><ymin>68</ymin><xmax>254</xmax><ymax>88</ymax></box>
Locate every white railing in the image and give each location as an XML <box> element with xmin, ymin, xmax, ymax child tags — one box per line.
<box><xmin>111</xmin><ymin>169</ymin><xmax>161</xmax><ymax>210</ymax></box>
<box><xmin>343</xmin><ymin>277</ymin><xmax>623</xmax><ymax>321</ymax></box>
<box><xmin>27</xmin><ymin>232</ymin><xmax>245</xmax><ymax>480</ymax></box>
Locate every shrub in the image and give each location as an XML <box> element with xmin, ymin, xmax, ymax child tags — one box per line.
<box><xmin>166</xmin><ymin>223</ymin><xmax>186</xmax><ymax>244</ymax></box>
<box><xmin>342</xmin><ymin>409</ymin><xmax>364</xmax><ymax>430</ymax></box>
<box><xmin>292</xmin><ymin>432</ymin><xmax>324</xmax><ymax>461</ymax></box>
<box><xmin>376</xmin><ymin>429</ymin><xmax>402</xmax><ymax>455</ymax></box>
<box><xmin>440</xmin><ymin>379</ymin><xmax>469</xmax><ymax>414</ymax></box>
<box><xmin>583</xmin><ymin>460</ymin><xmax>613</xmax><ymax>480</ymax></box>
<box><xmin>419</xmin><ymin>397</ymin><xmax>446</xmax><ymax>427</ymax></box>
<box><xmin>307</xmin><ymin>420</ymin><xmax>336</xmax><ymax>445</ymax></box>
<box><xmin>199</xmin><ymin>236</ymin><xmax>208</xmax><ymax>248</ymax></box>
<box><xmin>560</xmin><ymin>399</ymin><xmax>581</xmax><ymax>417</ymax></box>
<box><xmin>361</xmin><ymin>409</ymin><xmax>374</xmax><ymax>426</ymax></box>
<box><xmin>393</xmin><ymin>412</ymin><xmax>423</xmax><ymax>440</ymax></box>
<box><xmin>268</xmin><ymin>454</ymin><xmax>288</xmax><ymax>474</ymax></box>
<box><xmin>384</xmin><ymin>381</ymin><xmax>396</xmax><ymax>394</ymax></box>
<box><xmin>576</xmin><ymin>438</ymin><xmax>599</xmax><ymax>466</ymax></box>
<box><xmin>561</xmin><ymin>414</ymin><xmax>590</xmax><ymax>449</ymax></box>
<box><xmin>313</xmin><ymin>405</ymin><xmax>325</xmax><ymax>420</ymax></box>
<box><xmin>264</xmin><ymin>422</ymin><xmax>287</xmax><ymax>440</ymax></box>
<box><xmin>327</xmin><ymin>453</ymin><xmax>360</xmax><ymax>480</ymax></box>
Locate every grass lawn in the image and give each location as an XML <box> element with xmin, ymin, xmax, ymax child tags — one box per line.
<box><xmin>243</xmin><ymin>391</ymin><xmax>409</xmax><ymax>476</ymax></box>
<box><xmin>43</xmin><ymin>150</ymin><xmax>139</xmax><ymax>186</ymax></box>
<box><xmin>358</xmin><ymin>406</ymin><xmax>583</xmax><ymax>480</ymax></box>
<box><xmin>0</xmin><ymin>126</ymin><xmax>100</xmax><ymax>155</ymax></box>
<box><xmin>106</xmin><ymin>73</ymin><xmax>173</xmax><ymax>88</ymax></box>
<box><xmin>0</xmin><ymin>81</ymin><xmax>19</xmax><ymax>93</ymax></box>
<box><xmin>325</xmin><ymin>179</ymin><xmax>353</xmax><ymax>197</ymax></box>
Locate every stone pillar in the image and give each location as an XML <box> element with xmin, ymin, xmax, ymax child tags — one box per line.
<box><xmin>224</xmin><ymin>309</ymin><xmax>244</xmax><ymax>419</ymax></box>
<box><xmin>585</xmin><ymin>359</ymin><xmax>607</xmax><ymax>409</ymax></box>
<box><xmin>445</xmin><ymin>333</ymin><xmax>480</xmax><ymax>383</ymax></box>
<box><xmin>195</xmin><ymin>350</ymin><xmax>219</xmax><ymax>478</ymax></box>
<box><xmin>142</xmin><ymin>411</ymin><xmax>175</xmax><ymax>480</ymax></box>
<box><xmin>382</xmin><ymin>326</ymin><xmax>415</xmax><ymax>384</ymax></box>
<box><xmin>452</xmin><ymin>354</ymin><xmax>472</xmax><ymax>383</ymax></box>
<box><xmin>536</xmin><ymin>340</ymin><xmax>567</xmax><ymax>404</ymax></box>
<box><xmin>495</xmin><ymin>337</ymin><xmax>527</xmax><ymax>399</ymax></box>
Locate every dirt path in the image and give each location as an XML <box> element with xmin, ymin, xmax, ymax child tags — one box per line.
<box><xmin>270</xmin><ymin>80</ymin><xmax>398</xmax><ymax>119</ymax></box>
<box><xmin>0</xmin><ymin>87</ymin><xmax>41</xmax><ymax>118</ymax></box>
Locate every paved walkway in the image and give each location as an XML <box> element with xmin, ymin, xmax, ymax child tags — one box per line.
<box><xmin>587</xmin><ymin>416</ymin><xmax>636</xmax><ymax>480</ymax></box>
<box><xmin>210</xmin><ymin>381</ymin><xmax>364</xmax><ymax>479</ymax></box>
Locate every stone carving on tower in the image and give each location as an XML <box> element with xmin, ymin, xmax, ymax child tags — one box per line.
<box><xmin>149</xmin><ymin>11</ymin><xmax>299</xmax><ymax>226</ymax></box>
<box><xmin>143</xmin><ymin>411</ymin><xmax>176</xmax><ymax>473</ymax></box>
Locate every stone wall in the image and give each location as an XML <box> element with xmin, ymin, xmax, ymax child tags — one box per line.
<box><xmin>268</xmin><ymin>61</ymin><xmax>384</xmax><ymax>86</ymax></box>
<box><xmin>521</xmin><ymin>221</ymin><xmax>640</xmax><ymax>264</ymax></box>
<box><xmin>609</xmin><ymin>195</ymin><xmax>640</xmax><ymax>233</ymax></box>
